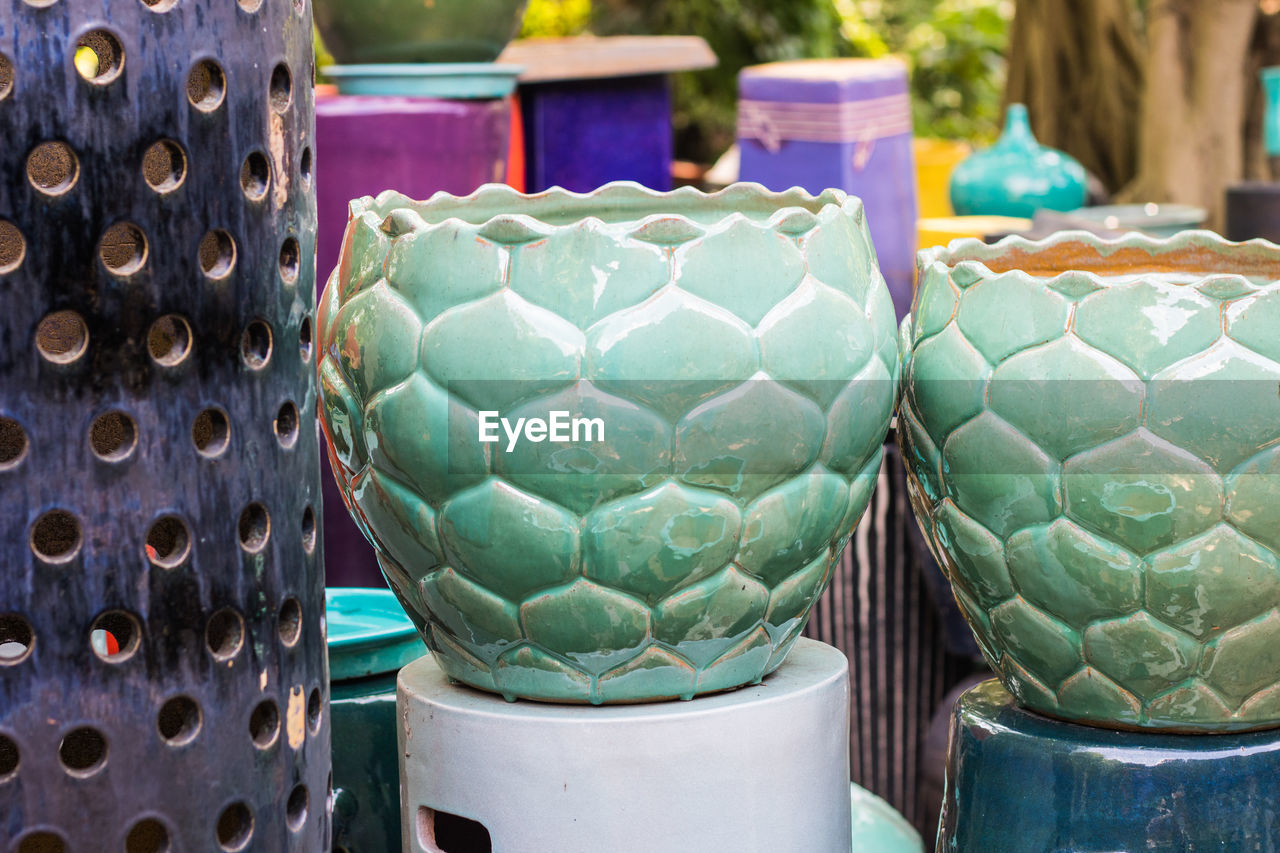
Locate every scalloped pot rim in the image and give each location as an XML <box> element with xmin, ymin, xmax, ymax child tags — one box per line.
<box><xmin>345</xmin><ymin>180</ymin><xmax>863</xmax><ymax>233</ymax></box>
<box><xmin>918</xmin><ymin>229</ymin><xmax>1280</xmax><ymax>286</ymax></box>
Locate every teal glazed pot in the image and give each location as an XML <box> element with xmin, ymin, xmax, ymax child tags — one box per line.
<box><xmin>1264</xmin><ymin>67</ymin><xmax>1280</xmax><ymax>157</ymax></box>
<box><xmin>314</xmin><ymin>0</ymin><xmax>528</xmax><ymax>64</ymax></box>
<box><xmin>318</xmin><ymin>181</ymin><xmax>898</xmax><ymax>704</ymax></box>
<box><xmin>327</xmin><ymin>588</ymin><xmax>425</xmax><ymax>853</ymax></box>
<box><xmin>901</xmin><ymin>230</ymin><xmax>1280</xmax><ymax>731</ymax></box>
<box><xmin>949</xmin><ymin>104</ymin><xmax>1087</xmax><ymax>218</ymax></box>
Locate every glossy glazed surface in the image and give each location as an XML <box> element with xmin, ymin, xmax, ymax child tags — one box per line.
<box><xmin>902</xmin><ymin>231</ymin><xmax>1280</xmax><ymax>730</ymax></box>
<box><xmin>313</xmin><ymin>0</ymin><xmax>527</xmax><ymax>64</ymax></box>
<box><xmin>940</xmin><ymin>679</ymin><xmax>1280</xmax><ymax>850</ymax></box>
<box><xmin>318</xmin><ymin>182</ymin><xmax>898</xmax><ymax>703</ymax></box>
<box><xmin>949</xmin><ymin>104</ymin><xmax>1087</xmax><ymax>218</ymax></box>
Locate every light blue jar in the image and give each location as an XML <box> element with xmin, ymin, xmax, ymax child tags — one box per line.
<box><xmin>950</xmin><ymin>104</ymin><xmax>1087</xmax><ymax>218</ymax></box>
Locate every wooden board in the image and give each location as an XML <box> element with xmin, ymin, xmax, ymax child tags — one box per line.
<box><xmin>499</xmin><ymin>35</ymin><xmax>717</xmax><ymax>83</ymax></box>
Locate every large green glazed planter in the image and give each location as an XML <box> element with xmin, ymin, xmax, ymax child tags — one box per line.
<box><xmin>317</xmin><ymin>181</ymin><xmax>898</xmax><ymax>704</ymax></box>
<box><xmin>901</xmin><ymin>230</ymin><xmax>1280</xmax><ymax>731</ymax></box>
<box><xmin>314</xmin><ymin>0</ymin><xmax>528</xmax><ymax>64</ymax></box>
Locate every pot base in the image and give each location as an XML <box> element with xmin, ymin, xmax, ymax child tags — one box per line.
<box><xmin>940</xmin><ymin>679</ymin><xmax>1280</xmax><ymax>851</ymax></box>
<box><xmin>399</xmin><ymin>638</ymin><xmax>851</xmax><ymax>852</ymax></box>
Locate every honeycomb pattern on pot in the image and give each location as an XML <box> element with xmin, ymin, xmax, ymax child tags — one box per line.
<box><xmin>901</xmin><ymin>232</ymin><xmax>1280</xmax><ymax>731</ymax></box>
<box><xmin>318</xmin><ymin>182</ymin><xmax>899</xmax><ymax>703</ymax></box>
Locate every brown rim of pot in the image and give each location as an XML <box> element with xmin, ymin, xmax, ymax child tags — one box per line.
<box><xmin>917</xmin><ymin>229</ymin><xmax>1280</xmax><ymax>281</ymax></box>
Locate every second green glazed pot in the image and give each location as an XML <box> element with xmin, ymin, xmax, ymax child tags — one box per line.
<box><xmin>313</xmin><ymin>0</ymin><xmax>528</xmax><ymax>64</ymax></box>
<box><xmin>902</xmin><ymin>230</ymin><xmax>1280</xmax><ymax>731</ymax></box>
<box><xmin>318</xmin><ymin>182</ymin><xmax>898</xmax><ymax>703</ymax></box>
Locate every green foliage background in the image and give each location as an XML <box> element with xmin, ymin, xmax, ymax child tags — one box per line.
<box><xmin>522</xmin><ymin>0</ymin><xmax>1013</xmax><ymax>162</ymax></box>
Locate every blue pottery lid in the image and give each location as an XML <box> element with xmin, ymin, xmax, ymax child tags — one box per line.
<box><xmin>325</xmin><ymin>63</ymin><xmax>524</xmax><ymax>99</ymax></box>
<box><xmin>326</xmin><ymin>587</ymin><xmax>425</xmax><ymax>681</ymax></box>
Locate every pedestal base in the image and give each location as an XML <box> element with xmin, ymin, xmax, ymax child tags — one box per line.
<box><xmin>398</xmin><ymin>638</ymin><xmax>851</xmax><ymax>853</ymax></box>
<box><xmin>940</xmin><ymin>679</ymin><xmax>1280</xmax><ymax>851</ymax></box>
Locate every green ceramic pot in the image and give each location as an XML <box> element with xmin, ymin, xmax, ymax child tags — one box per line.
<box><xmin>314</xmin><ymin>0</ymin><xmax>528</xmax><ymax>64</ymax></box>
<box><xmin>318</xmin><ymin>181</ymin><xmax>898</xmax><ymax>703</ymax></box>
<box><xmin>901</xmin><ymin>230</ymin><xmax>1280</xmax><ymax>731</ymax></box>
<box><xmin>327</xmin><ymin>588</ymin><xmax>424</xmax><ymax>853</ymax></box>
<box><xmin>949</xmin><ymin>104</ymin><xmax>1087</xmax><ymax>218</ymax></box>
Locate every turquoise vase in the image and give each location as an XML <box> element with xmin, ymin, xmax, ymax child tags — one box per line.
<box><xmin>949</xmin><ymin>104</ymin><xmax>1087</xmax><ymax>218</ymax></box>
<box><xmin>1263</xmin><ymin>67</ymin><xmax>1280</xmax><ymax>157</ymax></box>
<box><xmin>318</xmin><ymin>182</ymin><xmax>899</xmax><ymax>704</ymax></box>
<box><xmin>901</xmin><ymin>230</ymin><xmax>1280</xmax><ymax>731</ymax></box>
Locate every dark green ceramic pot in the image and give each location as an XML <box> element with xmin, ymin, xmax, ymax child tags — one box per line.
<box><xmin>318</xmin><ymin>182</ymin><xmax>898</xmax><ymax>704</ymax></box>
<box><xmin>902</xmin><ymin>230</ymin><xmax>1280</xmax><ymax>731</ymax></box>
<box><xmin>314</xmin><ymin>0</ymin><xmax>528</xmax><ymax>64</ymax></box>
<box><xmin>328</xmin><ymin>588</ymin><xmax>425</xmax><ymax>853</ymax></box>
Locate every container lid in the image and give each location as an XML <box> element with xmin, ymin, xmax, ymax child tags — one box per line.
<box><xmin>324</xmin><ymin>63</ymin><xmax>523</xmax><ymax>99</ymax></box>
<box><xmin>326</xmin><ymin>587</ymin><xmax>425</xmax><ymax>681</ymax></box>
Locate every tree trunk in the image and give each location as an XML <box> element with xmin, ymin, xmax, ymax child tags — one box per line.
<box><xmin>1005</xmin><ymin>0</ymin><xmax>1144</xmax><ymax>192</ymax></box>
<box><xmin>1120</xmin><ymin>0</ymin><xmax>1260</xmax><ymax>228</ymax></box>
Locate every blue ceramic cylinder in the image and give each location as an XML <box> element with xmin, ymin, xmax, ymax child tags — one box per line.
<box><xmin>940</xmin><ymin>680</ymin><xmax>1280</xmax><ymax>851</ymax></box>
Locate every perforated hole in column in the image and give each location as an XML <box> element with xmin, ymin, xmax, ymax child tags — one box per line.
<box><xmin>199</xmin><ymin>229</ymin><xmax>236</xmax><ymax>279</ymax></box>
<box><xmin>248</xmin><ymin>699</ymin><xmax>279</xmax><ymax>749</ymax></box>
<box><xmin>278</xmin><ymin>237</ymin><xmax>299</xmax><ymax>284</ymax></box>
<box><xmin>31</xmin><ymin>509</ymin><xmax>81</xmax><ymax>563</ymax></box>
<box><xmin>269</xmin><ymin>64</ymin><xmax>292</xmax><ymax>113</ymax></box>
<box><xmin>236</xmin><ymin>0</ymin><xmax>263</xmax><ymax>11</ymax></box>
<box><xmin>90</xmin><ymin>411</ymin><xmax>137</xmax><ymax>462</ymax></box>
<box><xmin>187</xmin><ymin>59</ymin><xmax>225</xmax><ymax>112</ymax></box>
<box><xmin>90</xmin><ymin>610</ymin><xmax>141</xmax><ymax>662</ymax></box>
<box><xmin>0</xmin><ymin>614</ymin><xmax>34</xmax><ymax>664</ymax></box>
<box><xmin>157</xmin><ymin>696</ymin><xmax>201</xmax><ymax>745</ymax></box>
<box><xmin>145</xmin><ymin>515</ymin><xmax>190</xmax><ymax>569</ymax></box>
<box><xmin>75</xmin><ymin>30</ymin><xmax>124</xmax><ymax>85</ymax></box>
<box><xmin>16</xmin><ymin>831</ymin><xmax>66</xmax><ymax>853</ymax></box>
<box><xmin>192</xmin><ymin>408</ymin><xmax>230</xmax><ymax>456</ymax></box>
<box><xmin>299</xmin><ymin>146</ymin><xmax>312</xmax><ymax>185</ymax></box>
<box><xmin>0</xmin><ymin>733</ymin><xmax>18</xmax><ymax>781</ymax></box>
<box><xmin>142</xmin><ymin>140</ymin><xmax>186</xmax><ymax>193</ymax></box>
<box><xmin>286</xmin><ymin>784</ymin><xmax>308</xmax><ymax>831</ymax></box>
<box><xmin>148</xmin><ymin>315</ymin><xmax>192</xmax><ymax>366</ymax></box>
<box><xmin>100</xmin><ymin>222</ymin><xmax>148</xmax><ymax>275</ymax></box>
<box><xmin>0</xmin><ymin>53</ymin><xmax>13</xmax><ymax>100</ymax></box>
<box><xmin>0</xmin><ymin>417</ymin><xmax>29</xmax><ymax>470</ymax></box>
<box><xmin>206</xmin><ymin>608</ymin><xmax>245</xmax><ymax>660</ymax></box>
<box><xmin>274</xmin><ymin>401</ymin><xmax>298</xmax><ymax>448</ymax></box>
<box><xmin>216</xmin><ymin>802</ymin><xmax>253</xmax><ymax>851</ymax></box>
<box><xmin>240</xmin><ymin>152</ymin><xmax>269</xmax><ymax>202</ymax></box>
<box><xmin>301</xmin><ymin>506</ymin><xmax>316</xmax><ymax>553</ymax></box>
<box><xmin>237</xmin><ymin>502</ymin><xmax>270</xmax><ymax>553</ymax></box>
<box><xmin>36</xmin><ymin>310</ymin><xmax>88</xmax><ymax>363</ymax></box>
<box><xmin>241</xmin><ymin>320</ymin><xmax>272</xmax><ymax>369</ymax></box>
<box><xmin>278</xmin><ymin>597</ymin><xmax>301</xmax><ymax>647</ymax></box>
<box><xmin>58</xmin><ymin>727</ymin><xmax>107</xmax><ymax>777</ymax></box>
<box><xmin>27</xmin><ymin>142</ymin><xmax>78</xmax><ymax>195</ymax></box>
<box><xmin>0</xmin><ymin>219</ymin><xmax>25</xmax><ymax>273</ymax></box>
<box><xmin>298</xmin><ymin>315</ymin><xmax>312</xmax><ymax>362</ymax></box>
<box><xmin>125</xmin><ymin>819</ymin><xmax>170</xmax><ymax>853</ymax></box>
<box><xmin>306</xmin><ymin>687</ymin><xmax>321</xmax><ymax>734</ymax></box>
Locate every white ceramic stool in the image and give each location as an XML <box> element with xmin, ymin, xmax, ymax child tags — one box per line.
<box><xmin>398</xmin><ymin>638</ymin><xmax>852</xmax><ymax>853</ymax></box>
